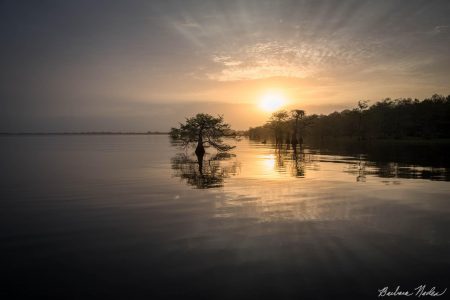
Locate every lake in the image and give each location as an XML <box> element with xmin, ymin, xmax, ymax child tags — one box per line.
<box><xmin>1</xmin><ymin>135</ymin><xmax>449</xmax><ymax>299</ymax></box>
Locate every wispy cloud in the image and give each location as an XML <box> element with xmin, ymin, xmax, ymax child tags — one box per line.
<box><xmin>206</xmin><ymin>39</ymin><xmax>379</xmax><ymax>81</ymax></box>
<box><xmin>431</xmin><ymin>25</ymin><xmax>449</xmax><ymax>35</ymax></box>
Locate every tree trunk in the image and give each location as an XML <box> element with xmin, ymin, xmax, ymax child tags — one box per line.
<box><xmin>196</xmin><ymin>152</ymin><xmax>204</xmax><ymax>175</ymax></box>
<box><xmin>291</xmin><ymin>132</ymin><xmax>298</xmax><ymax>149</ymax></box>
<box><xmin>195</xmin><ymin>134</ymin><xmax>205</xmax><ymax>175</ymax></box>
<box><xmin>195</xmin><ymin>134</ymin><xmax>205</xmax><ymax>156</ymax></box>
<box><xmin>291</xmin><ymin>117</ymin><xmax>299</xmax><ymax>150</ymax></box>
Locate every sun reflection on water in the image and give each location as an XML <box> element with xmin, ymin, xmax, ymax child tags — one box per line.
<box><xmin>169</xmin><ymin>138</ymin><xmax>449</xmax><ymax>224</ymax></box>
<box><xmin>200</xmin><ymin>140</ymin><xmax>449</xmax><ymax>223</ymax></box>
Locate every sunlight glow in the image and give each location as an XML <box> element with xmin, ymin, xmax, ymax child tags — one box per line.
<box><xmin>262</xmin><ymin>155</ymin><xmax>276</xmax><ymax>170</ymax></box>
<box><xmin>259</xmin><ymin>92</ymin><xmax>286</xmax><ymax>112</ymax></box>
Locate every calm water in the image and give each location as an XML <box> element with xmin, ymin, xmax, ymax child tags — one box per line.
<box><xmin>1</xmin><ymin>135</ymin><xmax>449</xmax><ymax>299</ymax></box>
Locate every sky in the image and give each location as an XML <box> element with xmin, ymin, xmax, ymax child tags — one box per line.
<box><xmin>1</xmin><ymin>0</ymin><xmax>449</xmax><ymax>131</ymax></box>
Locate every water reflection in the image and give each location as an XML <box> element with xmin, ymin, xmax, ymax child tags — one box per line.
<box><xmin>279</xmin><ymin>148</ymin><xmax>315</xmax><ymax>178</ymax></box>
<box><xmin>260</xmin><ymin>147</ymin><xmax>314</xmax><ymax>178</ymax></box>
<box><xmin>171</xmin><ymin>152</ymin><xmax>238</xmax><ymax>189</ymax></box>
<box><xmin>344</xmin><ymin>160</ymin><xmax>449</xmax><ymax>182</ymax></box>
<box><xmin>2</xmin><ymin>135</ymin><xmax>449</xmax><ymax>299</ymax></box>
<box><xmin>171</xmin><ymin>139</ymin><xmax>449</xmax><ymax>191</ymax></box>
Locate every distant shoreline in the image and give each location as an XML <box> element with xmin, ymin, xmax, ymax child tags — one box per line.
<box><xmin>0</xmin><ymin>132</ymin><xmax>169</xmax><ymax>135</ymax></box>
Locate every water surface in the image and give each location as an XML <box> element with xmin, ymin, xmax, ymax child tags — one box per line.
<box><xmin>1</xmin><ymin>135</ymin><xmax>449</xmax><ymax>299</ymax></box>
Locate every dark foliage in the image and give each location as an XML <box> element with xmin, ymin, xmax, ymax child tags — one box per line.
<box><xmin>248</xmin><ymin>94</ymin><xmax>450</xmax><ymax>142</ymax></box>
<box><xmin>170</xmin><ymin>113</ymin><xmax>236</xmax><ymax>153</ymax></box>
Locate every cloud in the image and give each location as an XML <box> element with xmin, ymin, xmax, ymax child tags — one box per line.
<box><xmin>208</xmin><ymin>42</ymin><xmax>311</xmax><ymax>81</ymax></box>
<box><xmin>431</xmin><ymin>25</ymin><xmax>449</xmax><ymax>35</ymax></box>
<box><xmin>206</xmin><ymin>40</ymin><xmax>379</xmax><ymax>81</ymax></box>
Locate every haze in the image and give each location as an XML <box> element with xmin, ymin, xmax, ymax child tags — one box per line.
<box><xmin>1</xmin><ymin>0</ymin><xmax>449</xmax><ymax>131</ymax></box>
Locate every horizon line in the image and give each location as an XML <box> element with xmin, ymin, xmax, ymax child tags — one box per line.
<box><xmin>0</xmin><ymin>131</ymin><xmax>170</xmax><ymax>135</ymax></box>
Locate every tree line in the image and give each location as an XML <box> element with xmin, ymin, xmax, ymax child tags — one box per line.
<box><xmin>248</xmin><ymin>94</ymin><xmax>450</xmax><ymax>145</ymax></box>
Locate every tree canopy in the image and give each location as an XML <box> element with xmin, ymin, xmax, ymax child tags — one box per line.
<box><xmin>170</xmin><ymin>113</ymin><xmax>236</xmax><ymax>154</ymax></box>
<box><xmin>248</xmin><ymin>94</ymin><xmax>450</xmax><ymax>142</ymax></box>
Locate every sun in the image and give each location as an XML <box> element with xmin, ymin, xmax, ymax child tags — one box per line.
<box><xmin>259</xmin><ymin>92</ymin><xmax>286</xmax><ymax>112</ymax></box>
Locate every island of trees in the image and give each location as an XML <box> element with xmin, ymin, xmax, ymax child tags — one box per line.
<box><xmin>248</xmin><ymin>94</ymin><xmax>450</xmax><ymax>146</ymax></box>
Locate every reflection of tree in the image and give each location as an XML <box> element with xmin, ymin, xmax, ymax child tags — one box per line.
<box><xmin>275</xmin><ymin>150</ymin><xmax>285</xmax><ymax>171</ymax></box>
<box><xmin>273</xmin><ymin>147</ymin><xmax>311</xmax><ymax>177</ymax></box>
<box><xmin>356</xmin><ymin>154</ymin><xmax>366</xmax><ymax>182</ymax></box>
<box><xmin>346</xmin><ymin>158</ymin><xmax>449</xmax><ymax>182</ymax></box>
<box><xmin>291</xmin><ymin>148</ymin><xmax>307</xmax><ymax>177</ymax></box>
<box><xmin>171</xmin><ymin>152</ymin><xmax>238</xmax><ymax>189</ymax></box>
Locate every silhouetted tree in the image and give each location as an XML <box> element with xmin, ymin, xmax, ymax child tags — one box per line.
<box><xmin>170</xmin><ymin>114</ymin><xmax>236</xmax><ymax>158</ymax></box>
<box><xmin>268</xmin><ymin>110</ymin><xmax>289</xmax><ymax>147</ymax></box>
<box><xmin>291</xmin><ymin>109</ymin><xmax>305</xmax><ymax>149</ymax></box>
<box><xmin>357</xmin><ymin>100</ymin><xmax>369</xmax><ymax>140</ymax></box>
<box><xmin>248</xmin><ymin>94</ymin><xmax>450</xmax><ymax>142</ymax></box>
